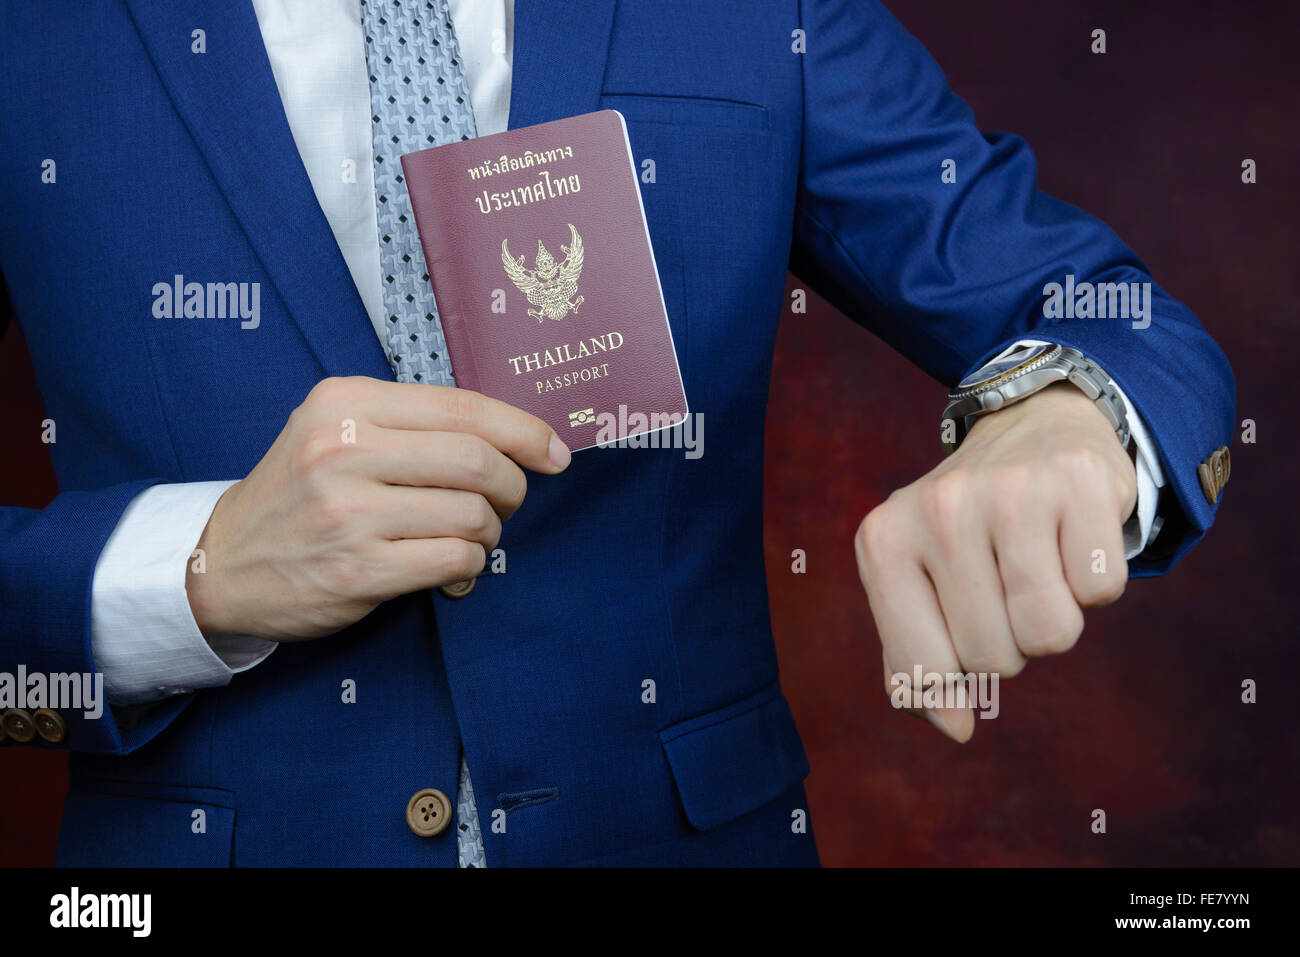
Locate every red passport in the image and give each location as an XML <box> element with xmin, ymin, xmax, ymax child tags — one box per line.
<box><xmin>401</xmin><ymin>110</ymin><xmax>688</xmax><ymax>452</ymax></box>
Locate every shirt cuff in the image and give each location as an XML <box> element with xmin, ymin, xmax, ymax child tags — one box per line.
<box><xmin>979</xmin><ymin>340</ymin><xmax>1166</xmax><ymax>560</ymax></box>
<box><xmin>90</xmin><ymin>480</ymin><xmax>277</xmax><ymax>706</ymax></box>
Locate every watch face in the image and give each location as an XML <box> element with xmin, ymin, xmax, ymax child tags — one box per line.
<box><xmin>956</xmin><ymin>343</ymin><xmax>1056</xmax><ymax>390</ymax></box>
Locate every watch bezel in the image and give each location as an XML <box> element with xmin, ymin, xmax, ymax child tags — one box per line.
<box><xmin>951</xmin><ymin>343</ymin><xmax>1062</xmax><ymax>397</ymax></box>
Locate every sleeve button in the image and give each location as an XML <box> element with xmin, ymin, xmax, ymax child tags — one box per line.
<box><xmin>1</xmin><ymin>709</ymin><xmax>36</xmax><ymax>743</ymax></box>
<box><xmin>33</xmin><ymin>708</ymin><xmax>67</xmax><ymax>744</ymax></box>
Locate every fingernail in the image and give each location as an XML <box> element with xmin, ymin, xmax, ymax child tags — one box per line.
<box><xmin>549</xmin><ymin>433</ymin><xmax>572</xmax><ymax>471</ymax></box>
<box><xmin>924</xmin><ymin>709</ymin><xmax>954</xmax><ymax>739</ymax></box>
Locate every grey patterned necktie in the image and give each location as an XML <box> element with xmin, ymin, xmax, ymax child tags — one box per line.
<box><xmin>360</xmin><ymin>0</ymin><xmax>487</xmax><ymax>868</ymax></box>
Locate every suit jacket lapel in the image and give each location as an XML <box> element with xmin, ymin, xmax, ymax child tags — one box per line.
<box><xmin>123</xmin><ymin>0</ymin><xmax>392</xmax><ymax>381</ymax></box>
<box><xmin>510</xmin><ymin>0</ymin><xmax>617</xmax><ymax>130</ymax></box>
<box><xmin>123</xmin><ymin>0</ymin><xmax>617</xmax><ymax>379</ymax></box>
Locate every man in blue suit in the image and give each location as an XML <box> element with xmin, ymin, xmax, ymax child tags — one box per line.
<box><xmin>0</xmin><ymin>0</ymin><xmax>1233</xmax><ymax>866</ymax></box>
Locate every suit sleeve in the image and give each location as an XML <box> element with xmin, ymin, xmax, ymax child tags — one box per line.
<box><xmin>0</xmin><ymin>272</ymin><xmax>190</xmax><ymax>753</ymax></box>
<box><xmin>789</xmin><ymin>0</ymin><xmax>1235</xmax><ymax>575</ymax></box>
<box><xmin>1</xmin><ymin>485</ymin><xmax>193</xmax><ymax>753</ymax></box>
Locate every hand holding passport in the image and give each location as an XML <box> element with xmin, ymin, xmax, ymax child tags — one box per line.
<box><xmin>187</xmin><ymin>112</ymin><xmax>685</xmax><ymax>640</ymax></box>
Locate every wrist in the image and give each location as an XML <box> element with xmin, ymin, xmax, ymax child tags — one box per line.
<box><xmin>966</xmin><ymin>381</ymin><xmax>1130</xmax><ymax>456</ymax></box>
<box><xmin>971</xmin><ymin>379</ymin><xmax>1112</xmax><ymax>433</ymax></box>
<box><xmin>185</xmin><ymin>482</ymin><xmax>240</xmax><ymax>639</ymax></box>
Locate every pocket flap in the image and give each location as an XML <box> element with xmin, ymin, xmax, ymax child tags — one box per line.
<box><xmin>57</xmin><ymin>790</ymin><xmax>235</xmax><ymax>867</ymax></box>
<box><xmin>659</xmin><ymin>682</ymin><xmax>810</xmax><ymax>831</ymax></box>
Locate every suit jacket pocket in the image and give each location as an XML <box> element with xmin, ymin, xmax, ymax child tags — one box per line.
<box><xmin>56</xmin><ymin>783</ymin><xmax>236</xmax><ymax>867</ymax></box>
<box><xmin>599</xmin><ymin>93</ymin><xmax>770</xmax><ymax>131</ymax></box>
<box><xmin>659</xmin><ymin>681</ymin><xmax>810</xmax><ymax>831</ymax></box>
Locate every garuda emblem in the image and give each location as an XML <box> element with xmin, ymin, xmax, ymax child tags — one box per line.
<box><xmin>501</xmin><ymin>223</ymin><xmax>585</xmax><ymax>322</ymax></box>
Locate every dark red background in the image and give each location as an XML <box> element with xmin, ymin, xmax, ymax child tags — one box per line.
<box><xmin>2</xmin><ymin>0</ymin><xmax>1295</xmax><ymax>865</ymax></box>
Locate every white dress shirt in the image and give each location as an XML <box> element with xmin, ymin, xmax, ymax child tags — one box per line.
<box><xmin>89</xmin><ymin>0</ymin><xmax>1163</xmax><ymax>706</ymax></box>
<box><xmin>92</xmin><ymin>0</ymin><xmax>513</xmax><ymax>702</ymax></box>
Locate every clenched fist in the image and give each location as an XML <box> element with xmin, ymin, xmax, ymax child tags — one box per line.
<box><xmin>186</xmin><ymin>376</ymin><xmax>571</xmax><ymax>641</ymax></box>
<box><xmin>855</xmin><ymin>382</ymin><xmax>1138</xmax><ymax>742</ymax></box>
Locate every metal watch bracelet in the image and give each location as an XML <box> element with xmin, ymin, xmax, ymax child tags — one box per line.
<box><xmin>941</xmin><ymin>345</ymin><xmax>1131</xmax><ymax>455</ymax></box>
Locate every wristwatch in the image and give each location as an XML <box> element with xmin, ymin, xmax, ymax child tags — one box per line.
<box><xmin>940</xmin><ymin>343</ymin><xmax>1130</xmax><ymax>455</ymax></box>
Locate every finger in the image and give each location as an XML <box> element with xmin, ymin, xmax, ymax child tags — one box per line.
<box><xmin>878</xmin><ymin>650</ymin><xmax>956</xmax><ymax>739</ymax></box>
<box><xmin>364</xmin><ymin>427</ymin><xmax>529</xmax><ymax>520</ymax></box>
<box><xmin>994</xmin><ymin>516</ymin><xmax>1084</xmax><ymax>659</ymax></box>
<box><xmin>371</xmin><ymin>486</ymin><xmax>501</xmax><ymax>553</ymax></box>
<box><xmin>857</xmin><ymin>518</ymin><xmax>972</xmax><ymax>742</ymax></box>
<box><xmin>1060</xmin><ymin>490</ymin><xmax>1128</xmax><ymax>609</ymax></box>
<box><xmin>922</xmin><ymin>507</ymin><xmax>1025</xmax><ymax>681</ymax></box>
<box><xmin>354</xmin><ymin>381</ymin><xmax>570</xmax><ymax>474</ymax></box>
<box><xmin>373</xmin><ymin>537</ymin><xmax>487</xmax><ymax>598</ymax></box>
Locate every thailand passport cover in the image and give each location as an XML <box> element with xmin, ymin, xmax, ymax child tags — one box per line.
<box><xmin>400</xmin><ymin>109</ymin><xmax>688</xmax><ymax>452</ymax></box>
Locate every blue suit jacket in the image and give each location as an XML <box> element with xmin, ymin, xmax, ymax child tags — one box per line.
<box><xmin>0</xmin><ymin>0</ymin><xmax>1233</xmax><ymax>866</ymax></box>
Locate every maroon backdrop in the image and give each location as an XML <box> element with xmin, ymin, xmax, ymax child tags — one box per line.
<box><xmin>2</xmin><ymin>0</ymin><xmax>1295</xmax><ymax>865</ymax></box>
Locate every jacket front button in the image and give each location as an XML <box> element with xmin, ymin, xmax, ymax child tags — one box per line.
<box><xmin>406</xmin><ymin>788</ymin><xmax>453</xmax><ymax>837</ymax></box>
<box><xmin>438</xmin><ymin>578</ymin><xmax>475</xmax><ymax>599</ymax></box>
<box><xmin>1</xmin><ymin>709</ymin><xmax>36</xmax><ymax>744</ymax></box>
<box><xmin>33</xmin><ymin>708</ymin><xmax>67</xmax><ymax>744</ymax></box>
